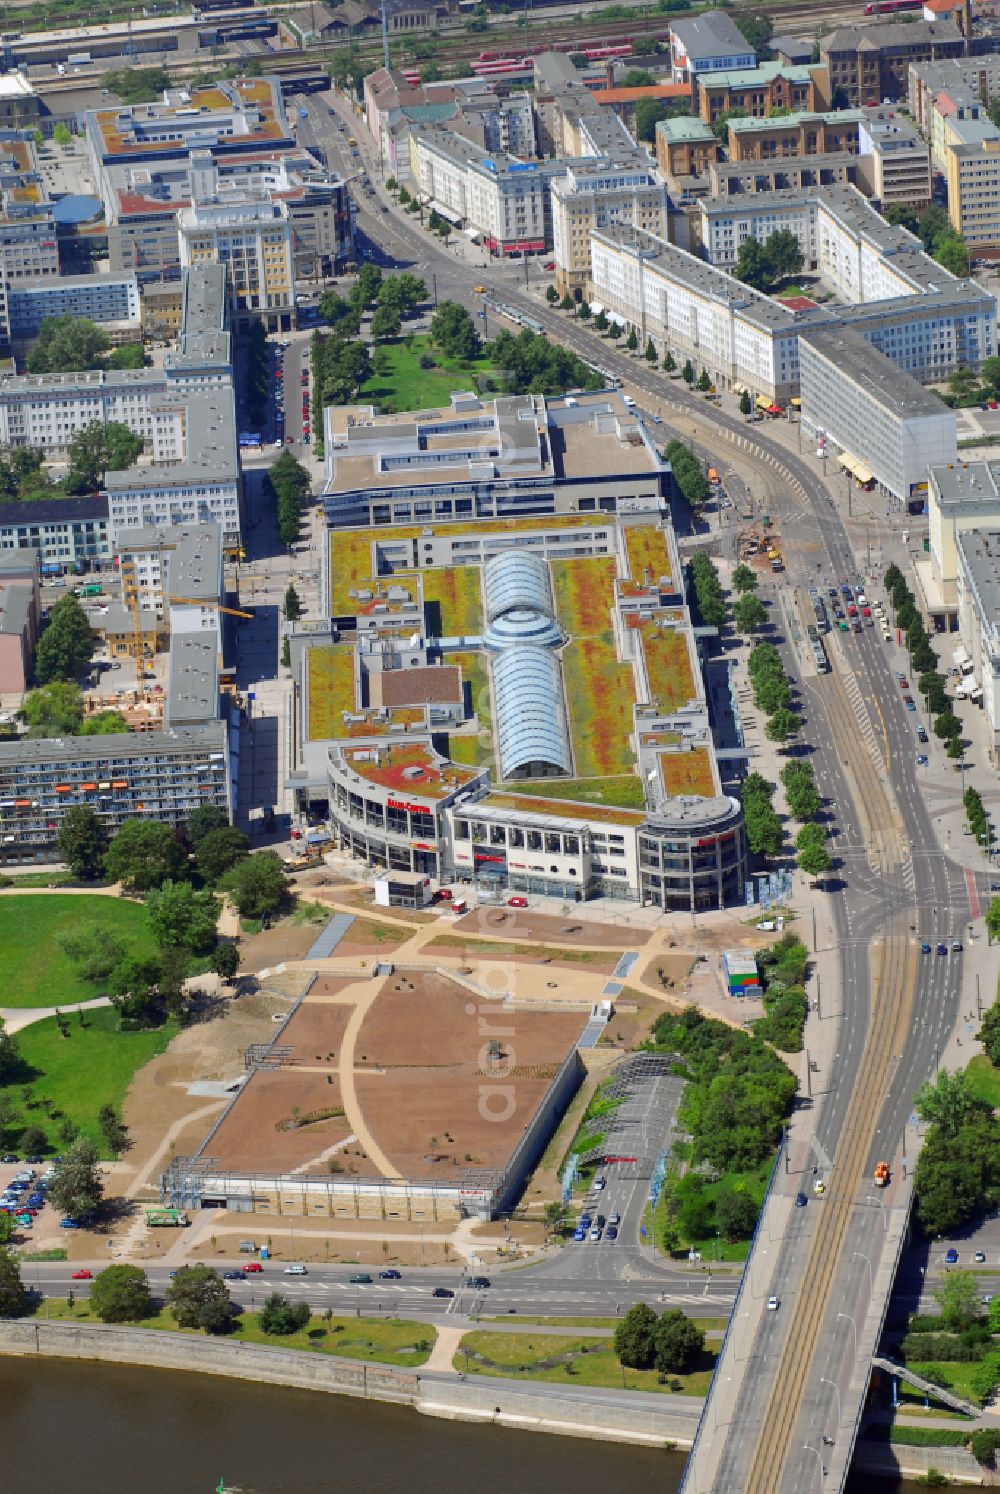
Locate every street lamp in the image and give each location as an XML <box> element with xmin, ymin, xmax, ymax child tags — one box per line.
<box><xmin>838</xmin><ymin>1310</ymin><xmax>859</xmax><ymax>1359</ymax></box>
<box><xmin>820</xmin><ymin>1375</ymin><xmax>842</xmax><ymax>1431</ymax></box>
<box><xmin>853</xmin><ymin>1250</ymin><xmax>875</xmax><ymax>1299</ymax></box>
<box><xmin>803</xmin><ymin>1442</ymin><xmax>825</xmax><ymax>1487</ymax></box>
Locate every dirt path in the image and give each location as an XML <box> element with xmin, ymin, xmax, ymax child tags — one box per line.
<box><xmin>337</xmin><ymin>979</ymin><xmax>402</xmax><ymax>1179</ymax></box>
<box><xmin>0</xmin><ymin>996</ymin><xmax>111</xmax><ymax>1033</ymax></box>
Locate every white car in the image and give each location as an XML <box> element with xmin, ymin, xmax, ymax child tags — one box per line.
<box><xmin>284</xmin><ymin>1264</ymin><xmax>308</xmax><ymax>1275</ymax></box>
<box><xmin>766</xmin><ymin>1296</ymin><xmax>779</xmax><ymax>1311</ymax></box>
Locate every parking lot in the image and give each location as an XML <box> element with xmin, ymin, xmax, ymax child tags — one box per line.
<box><xmin>0</xmin><ymin>1158</ymin><xmax>59</xmax><ymax>1241</ymax></box>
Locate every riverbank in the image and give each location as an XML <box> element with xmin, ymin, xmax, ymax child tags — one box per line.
<box><xmin>0</xmin><ymin>1322</ymin><xmax>985</xmax><ymax>1481</ymax></box>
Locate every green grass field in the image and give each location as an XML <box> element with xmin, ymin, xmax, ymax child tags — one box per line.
<box><xmin>361</xmin><ymin>336</ymin><xmax>496</xmax><ymax>413</ymax></box>
<box><xmin>42</xmin><ymin>1299</ymin><xmax>434</xmax><ymax>1366</ymax></box>
<box><xmin>965</xmin><ymin>1053</ymin><xmax>1000</xmax><ymax>1107</ymax></box>
<box><xmin>0</xmin><ymin>894</ymin><xmax>156</xmax><ymax>1008</ymax></box>
<box><xmin>454</xmin><ymin>1330</ymin><xmax>715</xmax><ymax>1395</ymax></box>
<box><xmin>7</xmin><ymin>1008</ymin><xmax>176</xmax><ymax>1156</ymax></box>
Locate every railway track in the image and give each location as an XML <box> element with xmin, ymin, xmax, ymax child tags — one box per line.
<box><xmin>742</xmin><ymin>661</ymin><xmax>916</xmax><ymax>1494</ymax></box>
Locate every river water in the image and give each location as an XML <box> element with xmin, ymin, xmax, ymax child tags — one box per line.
<box><xmin>0</xmin><ymin>1358</ymin><xmax>913</xmax><ymax>1492</ymax></box>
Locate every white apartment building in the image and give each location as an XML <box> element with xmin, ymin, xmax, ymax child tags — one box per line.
<box><xmin>551</xmin><ymin>159</ymin><xmax>669</xmax><ymax>297</ymax></box>
<box><xmin>954</xmin><ymin>528</ymin><xmax>1000</xmax><ymax>759</ymax></box>
<box><xmin>178</xmin><ymin>198</ymin><xmax>295</xmax><ymax>330</ymax></box>
<box><xmin>411</xmin><ymin>128</ymin><xmax>559</xmax><ymax>253</ymax></box>
<box><xmin>697</xmin><ymin>194</ymin><xmax>819</xmax><ymax>271</ymax></box>
<box><xmin>798</xmin><ymin>327</ymin><xmax>957</xmax><ymax>502</ymax></box>
<box><xmin>5</xmin><ymin>272</ymin><xmax>140</xmax><ymax>340</ymax></box>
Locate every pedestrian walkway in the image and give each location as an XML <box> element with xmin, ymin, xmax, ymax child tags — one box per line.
<box><xmin>306</xmin><ymin>912</ymin><xmax>355</xmax><ymax>958</ymax></box>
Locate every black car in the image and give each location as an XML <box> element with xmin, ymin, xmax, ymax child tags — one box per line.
<box><xmin>467</xmin><ymin>1276</ymin><xmax>491</xmax><ymax>1289</ymax></box>
<box><xmin>378</xmin><ymin>1269</ymin><xmax>402</xmax><ymax>1280</ymax></box>
<box><xmin>1</xmin><ymin>1154</ymin><xmax>17</xmax><ymax>1164</ymax></box>
<box><xmin>432</xmin><ymin>1287</ymin><xmax>454</xmax><ymax>1298</ymax></box>
<box><xmin>795</xmin><ymin>1192</ymin><xmax>807</xmax><ymax>1208</ymax></box>
<box><xmin>223</xmin><ymin>1270</ymin><xmax>246</xmax><ymax>1281</ymax></box>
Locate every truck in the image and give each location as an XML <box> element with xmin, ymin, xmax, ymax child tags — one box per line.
<box><xmin>873</xmin><ymin>1161</ymin><xmax>890</xmax><ymax>1187</ymax></box>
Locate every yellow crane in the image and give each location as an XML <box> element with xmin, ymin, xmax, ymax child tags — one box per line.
<box><xmin>118</xmin><ymin>566</ymin><xmax>254</xmax><ymax>704</ymax></box>
<box><xmin>166</xmin><ymin>597</ymin><xmax>254</xmax><ymax>620</ymax></box>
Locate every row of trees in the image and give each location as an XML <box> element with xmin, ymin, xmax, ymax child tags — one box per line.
<box><xmin>913</xmin><ymin>1067</ymin><xmax>1000</xmax><ymax>1239</ymax></box>
<box><xmin>741</xmin><ymin>772</ymin><xmax>783</xmax><ymax>861</ymax></box>
<box><xmin>488</xmin><ymin>327</ymin><xmax>601</xmax><ymax>398</ymax></box>
<box><xmin>884</xmin><ymin>563</ymin><xmax>964</xmax><ymax>758</ymax></box>
<box><xmin>730</xmin><ymin>561</ymin><xmax>768</xmax><ymax>636</ymax></box>
<box><xmin>245</xmin><ymin>321</ymin><xmax>270</xmax><ymax>430</ymax></box>
<box><xmin>753</xmin><ymin>931</ymin><xmax>809</xmax><ymax>1053</ymax></box>
<box><xmin>319</xmin><ymin>269</ymin><xmax>427</xmax><ymax>344</ymax></box>
<box><xmin>747</xmin><ymin>641</ymin><xmax>802</xmax><ymax>748</ymax></box>
<box><xmin>268</xmin><ymin>450</ymin><xmax>311</xmax><ymax>549</ymax></box>
<box><xmin>963</xmin><ymin>784</ymin><xmax>996</xmax><ymax>853</ymax></box>
<box><xmin>669</xmin><ymin>443</ymin><xmax>711</xmax><ymax>515</ymax></box>
<box><xmin>430</xmin><ymin>300</ymin><xmax>481</xmax><ymax>362</ymax></box>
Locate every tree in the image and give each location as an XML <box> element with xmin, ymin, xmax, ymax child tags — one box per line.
<box><xmin>712</xmin><ymin>106</ymin><xmax>748</xmax><ymax>142</ymax></box>
<box><xmin>545</xmin><ymin>284</ymin><xmax>559</xmax><ymax>305</ymax></box>
<box><xmin>55</xmin><ymin>803</ymin><xmax>108</xmax><ymax>879</ymax></box>
<box><xmin>733</xmin><ymin>593</ymin><xmax>768</xmax><ymax>635</ymax></box>
<box><xmin>715</xmin><ymin>1188</ymin><xmax>759</xmax><ymax>1242</ymax></box>
<box><xmin>98</xmin><ymin>1104</ymin><xmax>130</xmax><ymax>1156</ymax></box>
<box><xmin>734</xmin><ymin>10</ymin><xmax>773</xmax><ymax>56</ymax></box>
<box><xmin>543</xmin><ymin>1200</ymin><xmax>566</xmax><ymax>1237</ymax></box>
<box><xmin>740</xmin><ymin>390</ymin><xmax>753</xmax><ymax>418</ymax></box>
<box><xmin>653</xmin><ymin>1309</ymin><xmax>705</xmax><ymax>1375</ymax></box>
<box><xmin>222</xmin><ymin>851</ymin><xmax>287</xmax><ymax>921</ymax></box>
<box><xmin>91</xmin><ymin>1264</ymin><xmax>151</xmax><ymax>1323</ymax></box>
<box><xmin>797</xmin><ymin>836</ymin><xmax>830</xmax><ymax>881</ymax></box>
<box><xmin>885</xmin><ymin>203</ymin><xmax>918</xmax><ymax>235</ymax></box>
<box><xmin>80</xmin><ymin>710</ymin><xmax>128</xmax><ymax>737</ymax></box>
<box><xmin>663</xmin><ymin>349</ymin><xmax>676</xmax><ymax>374</ymax></box>
<box><xmin>735</xmin><ymin>236</ymin><xmax>772</xmax><ymax>291</ymax></box>
<box><xmin>166</xmin><ymin>1265</ymin><xmax>233</xmax><ymax>1334</ymax></box>
<box><xmin>21</xmin><ymin>680</ymin><xmax>84</xmax><ymax>737</ymax></box>
<box><xmin>185</xmin><ymin>804</ymin><xmax>229</xmax><ymax>848</ymax></box>
<box><xmin>64</xmin><ymin>419</ymin><xmax>143</xmax><ymax>493</ymax></box>
<box><xmin>933</xmin><ymin>231</ymin><xmax>969</xmax><ymax>277</ymax></box>
<box><xmin>107</xmin><ymin>343</ymin><xmax>145</xmax><ymax>371</ymax></box>
<box><xmin>147</xmin><ymin>880</ymin><xmax>220</xmax><ymax>956</ymax></box>
<box><xmin>634</xmin><ymin>96</ymin><xmax>674</xmax><ymax>143</ymax></box>
<box><xmin>934</xmin><ymin>710</ymin><xmax>961</xmax><ymax>743</ymax></box>
<box><xmin>681</xmin><ymin>359</ymin><xmax>694</xmax><ymax>385</ymax></box>
<box><xmin>27</xmin><ymin>315</ymin><xmax>109</xmax><ymax>374</ymax></box>
<box><xmin>986</xmin><ymin>899</ymin><xmax>1000</xmax><ymax>947</ymax></box>
<box><xmin>645</xmin><ymin>337</ymin><xmax>658</xmax><ymax>363</ymax></box>
<box><xmin>370</xmin><ymin>305</ymin><xmax>401</xmax><ymax>342</ymax></box>
<box><xmin>593</xmin><ymin>309</ymin><xmax>609</xmax><ymax>333</ymax></box>
<box><xmin>614</xmin><ymin>1302</ymin><xmax>657</xmax><ymax>1369</ymax></box>
<box><xmin>105</xmin><ymin>820</ymin><xmax>187</xmax><ymax>893</ymax></box>
<box><xmin>981</xmin><ymin>356</ymin><xmax>1000</xmax><ymax>395</ymax></box>
<box><xmin>970</xmin><ymin>1428</ymin><xmax>1000</xmax><ymax>1466</ymax></box>
<box><xmin>19</xmin><ymin>1124</ymin><xmax>47</xmax><ymax>1156</ymax></box>
<box><xmin>696</xmin><ymin>368</ymin><xmax>711</xmax><ymax>392</ymax></box>
<box><xmin>764</xmin><ymin>228</ymin><xmax>803</xmax><ymax>282</ymax></box>
<box><xmin>934</xmin><ymin>1270</ymin><xmax>980</xmax><ymax>1331</ymax></box>
<box><xmin>430</xmin><ymin>301</ymin><xmax>480</xmax><ymax>361</ymax></box>
<box><xmin>626</xmin><ymin>328</ymin><xmax>639</xmax><ymax>353</ymax></box>
<box><xmin>195</xmin><ymin>826</ymin><xmax>249</xmax><ymax>885</ymax></box>
<box><xmin>48</xmin><ymin>1136</ymin><xmax>103</xmax><ymax>1222</ymax></box>
<box><xmin>732</xmin><ymin>564</ymin><xmax>758</xmax><ymax>593</ymax></box>
<box><xmin>578</xmin><ymin>301</ymin><xmax>592</xmax><ymax>322</ymax></box>
<box><xmin>210</xmin><ymin>942</ymin><xmax>240</xmax><ymax>981</ymax></box>
<box><xmin>0</xmin><ymin>1018</ymin><xmax>17</xmax><ymax>1086</ymax></box>
<box><xmin>915</xmin><ymin>1069</ymin><xmax>989</xmax><ymax>1136</ymax></box>
<box><xmin>34</xmin><ymin>595</ymin><xmax>94</xmax><ymax>683</ymax></box>
<box><xmin>917</xmin><ymin>203</ymin><xmax>950</xmax><ymax>252</ymax></box>
<box><xmin>58</xmin><ymin>922</ymin><xmax>125</xmax><ymax>985</ymax></box>
<box><xmin>0</xmin><ymin>1249</ymin><xmax>27</xmax><ymax>1318</ymax></box>
<box><xmin>283</xmin><ymin>584</ymin><xmax>302</xmax><ymax>622</ymax></box>
<box><xmin>259</xmin><ymin>1292</ymin><xmax>311</xmax><ymax>1335</ymax></box>
<box><xmin>765</xmin><ymin>707</ymin><xmax>801</xmax><ymax>744</ymax></box>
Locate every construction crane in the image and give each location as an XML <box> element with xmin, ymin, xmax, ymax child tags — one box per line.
<box><xmin>118</xmin><ymin>562</ymin><xmax>254</xmax><ymax>704</ymax></box>
<box><xmin>166</xmin><ymin>597</ymin><xmax>254</xmax><ymax>619</ymax></box>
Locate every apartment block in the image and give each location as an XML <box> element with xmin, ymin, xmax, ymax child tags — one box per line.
<box><xmin>908</xmin><ymin>55</ymin><xmax>1000</xmax><ymax>133</ymax></box>
<box><xmin>0</xmin><ymin>551</ymin><xmax>39</xmax><ymax>692</ymax></box>
<box><xmin>954</xmin><ymin>528</ymin><xmax>1000</xmax><ymax>758</ymax></box>
<box><xmin>5</xmin><ymin>272</ymin><xmax>140</xmax><ymax>340</ymax></box>
<box><xmin>697</xmin><ymin>61</ymin><xmax>831</xmax><ymax>124</ymax></box>
<box><xmin>0</xmin><ymin>133</ymin><xmax>59</xmax><ymax>286</ymax></box>
<box><xmin>0</xmin><ymin>495</ymin><xmax>111</xmax><ymax>570</ymax></box>
<box><xmin>551</xmin><ymin>158</ymin><xmax>668</xmax><ymax>297</ymax></box>
<box><xmin>411</xmin><ymin>127</ymin><xmax>572</xmax><ymax>254</ymax></box>
<box><xmin>668</xmin><ymin>13</ymin><xmax>756</xmax><ymax>85</ymax></box>
<box><xmin>857</xmin><ymin>106</ymin><xmax>932</xmax><ymax>207</ymax></box>
<box><xmin>0</xmin><ymin>722</ymin><xmax>231</xmax><ymax>864</ymax></box>
<box><xmin>708</xmin><ymin>154</ymin><xmax>864</xmax><ymax>198</ymax></box>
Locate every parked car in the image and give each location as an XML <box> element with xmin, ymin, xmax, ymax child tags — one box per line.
<box><xmin>945</xmin><ymin>1248</ymin><xmax>960</xmax><ymax>1264</ymax></box>
<box><xmin>507</xmin><ymin>896</ymin><xmax>528</xmax><ymax>908</ymax></box>
<box><xmin>795</xmin><ymin>1192</ymin><xmax>807</xmax><ymax>1208</ymax></box>
<box><xmin>573</xmin><ymin>1228</ymin><xmax>586</xmax><ymax>1241</ymax></box>
<box><xmin>59</xmin><ymin>1218</ymin><xmax>83</xmax><ymax>1228</ymax></box>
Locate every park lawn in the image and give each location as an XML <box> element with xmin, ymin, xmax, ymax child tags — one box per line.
<box><xmin>9</xmin><ymin>1008</ymin><xmax>176</xmax><ymax>1156</ymax></box>
<box><xmin>41</xmin><ymin>1300</ymin><xmax>434</xmax><ymax>1366</ymax></box>
<box><xmin>361</xmin><ymin>335</ymin><xmax>495</xmax><ymax>413</ymax></box>
<box><xmin>0</xmin><ymin>894</ymin><xmax>156</xmax><ymax>1009</ymax></box>
<box><xmin>455</xmin><ymin>1330</ymin><xmax>716</xmax><ymax>1395</ymax></box>
<box><xmin>964</xmin><ymin>1053</ymin><xmax>1000</xmax><ymax>1107</ymax></box>
<box><xmin>504</xmin><ymin>775</ymin><xmax>645</xmax><ymax>809</ymax></box>
<box><xmin>899</xmin><ymin>1360</ymin><xmax>984</xmax><ymax>1407</ymax></box>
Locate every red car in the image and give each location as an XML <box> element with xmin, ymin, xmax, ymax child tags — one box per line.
<box><xmin>436</xmin><ymin>888</ymin><xmax>453</xmax><ymax>900</ymax></box>
<box><xmin>543</xmin><ymin>261</ymin><xmax>555</xmax><ymax>271</ymax></box>
<box><xmin>245</xmin><ymin>1261</ymin><xmax>264</xmax><ymax>1273</ymax></box>
<box><xmin>508</xmin><ymin>896</ymin><xmax>528</xmax><ymax>908</ymax></box>
<box><xmin>71</xmin><ymin>1269</ymin><xmax>92</xmax><ymax>1280</ymax></box>
<box><xmin>899</xmin><ymin>677</ymin><xmax>909</xmax><ymax>690</ymax></box>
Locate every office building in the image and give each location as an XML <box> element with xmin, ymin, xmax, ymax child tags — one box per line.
<box><xmin>708</xmin><ymin>153</ymin><xmax>864</xmax><ymax>199</ymax></box>
<box><xmin>320</xmin><ymin>390</ymin><xmax>669</xmax><ymax>530</ymax></box>
<box><xmin>725</xmin><ymin>109</ymin><xmax>863</xmax><ymax>162</ymax></box>
<box><xmin>668</xmin><ymin>13</ymin><xmax>756</xmax><ymax>85</ymax></box>
<box><xmin>820</xmin><ymin>19</ymin><xmax>967</xmax><ymax>107</ymax></box>
<box><xmin>857</xmin><ymin>106</ymin><xmax>932</xmax><ymax>207</ymax></box>
<box><xmin>5</xmin><ymin>272</ymin><xmax>141</xmax><ymax>341</ymax></box>
<box><xmin>0</xmin><ymin>133</ymin><xmax>59</xmax><ymax>287</ymax></box>
<box><xmin>0</xmin><ymin>495</ymin><xmax>111</xmax><ymax>571</ymax></box>
<box><xmin>178</xmin><ymin>197</ymin><xmax>295</xmax><ymax>331</ymax></box>
<box><xmin>798</xmin><ymin>326</ymin><xmax>957</xmax><ymax>502</ymax></box>
<box><xmin>654</xmin><ymin>117</ymin><xmax>721</xmax><ymax>186</ymax></box>
<box><xmin>696</xmin><ymin>60</ymin><xmax>831</xmax><ymax>124</ymax></box>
